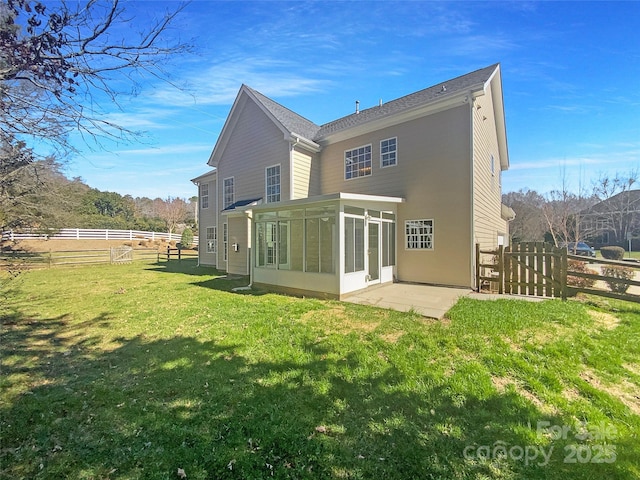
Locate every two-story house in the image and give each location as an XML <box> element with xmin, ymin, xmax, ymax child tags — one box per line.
<box><xmin>192</xmin><ymin>63</ymin><xmax>510</xmax><ymax>298</ymax></box>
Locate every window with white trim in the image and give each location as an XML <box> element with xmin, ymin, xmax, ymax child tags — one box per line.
<box><xmin>405</xmin><ymin>219</ymin><xmax>434</xmax><ymax>250</ymax></box>
<box><xmin>206</xmin><ymin>226</ymin><xmax>217</xmax><ymax>253</ymax></box>
<box><xmin>223</xmin><ymin>177</ymin><xmax>234</xmax><ymax>209</ymax></box>
<box><xmin>345</xmin><ymin>144</ymin><xmax>372</xmax><ymax>179</ymax></box>
<box><xmin>266</xmin><ymin>165</ymin><xmax>281</xmax><ymax>203</ymax></box>
<box><xmin>200</xmin><ymin>183</ymin><xmax>209</xmax><ymax>209</ymax></box>
<box><xmin>380</xmin><ymin>137</ymin><xmax>397</xmax><ymax>167</ymax></box>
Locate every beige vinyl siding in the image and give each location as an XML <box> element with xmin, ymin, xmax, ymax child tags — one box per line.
<box><xmin>320</xmin><ymin>105</ymin><xmax>473</xmax><ymax>287</ymax></box>
<box><xmin>291</xmin><ymin>149</ymin><xmax>317</xmax><ymax>199</ymax></box>
<box><xmin>197</xmin><ymin>176</ymin><xmax>217</xmax><ymax>266</ymax></box>
<box><xmin>226</xmin><ymin>216</ymin><xmax>250</xmax><ymax>275</ymax></box>
<box><xmin>216</xmin><ymin>98</ymin><xmax>291</xmax><ymax>211</ymax></box>
<box><xmin>472</xmin><ymin>84</ymin><xmax>507</xmax><ymax>253</ymax></box>
<box><xmin>215</xmin><ymin>97</ymin><xmax>292</xmax><ymax>275</ymax></box>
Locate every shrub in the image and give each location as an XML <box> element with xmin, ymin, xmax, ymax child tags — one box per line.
<box><xmin>567</xmin><ymin>259</ymin><xmax>597</xmax><ymax>289</ymax></box>
<box><xmin>601</xmin><ymin>265</ymin><xmax>635</xmax><ymax>294</ymax></box>
<box><xmin>600</xmin><ymin>246</ymin><xmax>625</xmax><ymax>260</ymax></box>
<box><xmin>180</xmin><ymin>227</ymin><xmax>194</xmax><ymax>249</ymax></box>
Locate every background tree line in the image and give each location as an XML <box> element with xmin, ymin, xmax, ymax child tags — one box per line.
<box><xmin>503</xmin><ymin>171</ymin><xmax>639</xmax><ymax>248</ymax></box>
<box><xmin>1</xmin><ymin>1</ymin><xmax>189</xmax><ymax>237</ymax></box>
<box><xmin>0</xmin><ymin>155</ymin><xmax>196</xmax><ymax>234</ymax></box>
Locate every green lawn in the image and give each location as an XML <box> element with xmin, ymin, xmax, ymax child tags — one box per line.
<box><xmin>1</xmin><ymin>260</ymin><xmax>639</xmax><ymax>479</ymax></box>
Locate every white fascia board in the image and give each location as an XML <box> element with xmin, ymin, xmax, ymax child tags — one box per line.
<box><xmin>252</xmin><ymin>192</ymin><xmax>404</xmax><ymax>212</ymax></box>
<box><xmin>490</xmin><ymin>69</ymin><xmax>509</xmax><ymax>170</ymax></box>
<box><xmin>286</xmin><ymin>132</ymin><xmax>321</xmax><ymax>153</ymax></box>
<box><xmin>190</xmin><ymin>169</ymin><xmax>217</xmax><ymax>185</ymax></box>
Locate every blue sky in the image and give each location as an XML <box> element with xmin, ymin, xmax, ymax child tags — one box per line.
<box><xmin>63</xmin><ymin>0</ymin><xmax>640</xmax><ymax>200</ymax></box>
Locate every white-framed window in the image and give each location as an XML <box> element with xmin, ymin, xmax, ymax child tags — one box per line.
<box><xmin>380</xmin><ymin>137</ymin><xmax>397</xmax><ymax>168</ymax></box>
<box><xmin>405</xmin><ymin>219</ymin><xmax>434</xmax><ymax>250</ymax></box>
<box><xmin>265</xmin><ymin>164</ymin><xmax>281</xmax><ymax>203</ymax></box>
<box><xmin>206</xmin><ymin>226</ymin><xmax>217</xmax><ymax>253</ymax></box>
<box><xmin>223</xmin><ymin>177</ymin><xmax>234</xmax><ymax>209</ymax></box>
<box><xmin>345</xmin><ymin>144</ymin><xmax>372</xmax><ymax>180</ymax></box>
<box><xmin>223</xmin><ymin>223</ymin><xmax>228</xmax><ymax>262</ymax></box>
<box><xmin>200</xmin><ymin>183</ymin><xmax>209</xmax><ymax>209</ymax></box>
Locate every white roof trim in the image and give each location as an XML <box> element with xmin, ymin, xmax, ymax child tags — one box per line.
<box><xmin>252</xmin><ymin>192</ymin><xmax>405</xmax><ymax>211</ymax></box>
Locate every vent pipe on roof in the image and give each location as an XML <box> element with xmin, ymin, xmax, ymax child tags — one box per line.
<box><xmin>355</xmin><ymin>100</ymin><xmax>360</xmax><ymax>114</ymax></box>
<box><xmin>379</xmin><ymin>99</ymin><xmax>383</xmax><ymax>107</ymax></box>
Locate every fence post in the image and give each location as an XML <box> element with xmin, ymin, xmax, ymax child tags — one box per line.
<box><xmin>560</xmin><ymin>247</ymin><xmax>568</xmax><ymax>301</ymax></box>
<box><xmin>166</xmin><ymin>246</ymin><xmax>171</xmax><ymax>261</ymax></box>
<box><xmin>178</xmin><ymin>245</ymin><xmax>182</xmax><ymax>262</ymax></box>
<box><xmin>76</xmin><ymin>228</ymin><xmax>80</xmax><ymax>239</ymax></box>
<box><xmin>475</xmin><ymin>243</ymin><xmax>480</xmax><ymax>292</ymax></box>
<box><xmin>497</xmin><ymin>245</ymin><xmax>504</xmax><ymax>294</ymax></box>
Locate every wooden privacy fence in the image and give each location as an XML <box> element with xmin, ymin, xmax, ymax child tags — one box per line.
<box><xmin>477</xmin><ymin>242</ymin><xmax>640</xmax><ymax>303</ymax></box>
<box><xmin>477</xmin><ymin>242</ymin><xmax>566</xmax><ymax>299</ymax></box>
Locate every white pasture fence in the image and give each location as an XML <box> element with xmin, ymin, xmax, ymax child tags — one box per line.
<box><xmin>2</xmin><ymin>228</ymin><xmax>198</xmax><ymax>245</ymax></box>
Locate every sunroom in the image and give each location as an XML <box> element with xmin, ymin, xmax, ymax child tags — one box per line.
<box><xmin>251</xmin><ymin>192</ymin><xmax>404</xmax><ymax>298</ymax></box>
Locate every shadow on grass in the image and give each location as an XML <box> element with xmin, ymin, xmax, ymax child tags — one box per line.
<box><xmin>147</xmin><ymin>260</ymin><xmax>268</xmax><ymax>295</ymax></box>
<box><xmin>2</xmin><ymin>309</ymin><xmax>637</xmax><ymax>479</ymax></box>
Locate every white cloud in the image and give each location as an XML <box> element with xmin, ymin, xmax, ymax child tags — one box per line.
<box><xmin>148</xmin><ymin>57</ymin><xmax>332</xmax><ymax>107</ymax></box>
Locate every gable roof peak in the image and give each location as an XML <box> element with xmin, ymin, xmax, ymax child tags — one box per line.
<box><xmin>242</xmin><ymin>85</ymin><xmax>320</xmax><ymax>142</ymax></box>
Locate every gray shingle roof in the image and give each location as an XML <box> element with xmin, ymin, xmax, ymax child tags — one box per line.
<box><xmin>245</xmin><ymin>86</ymin><xmax>321</xmax><ymax>140</ymax></box>
<box><xmin>246</xmin><ymin>63</ymin><xmax>499</xmax><ymax>143</ymax></box>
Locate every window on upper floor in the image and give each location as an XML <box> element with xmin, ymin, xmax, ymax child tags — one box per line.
<box><xmin>266</xmin><ymin>165</ymin><xmax>281</xmax><ymax>203</ymax></box>
<box><xmin>380</xmin><ymin>137</ymin><xmax>397</xmax><ymax>168</ymax></box>
<box><xmin>223</xmin><ymin>177</ymin><xmax>234</xmax><ymax>209</ymax></box>
<box><xmin>345</xmin><ymin>144</ymin><xmax>372</xmax><ymax>180</ymax></box>
<box><xmin>405</xmin><ymin>219</ymin><xmax>434</xmax><ymax>250</ymax></box>
<box><xmin>200</xmin><ymin>183</ymin><xmax>209</xmax><ymax>209</ymax></box>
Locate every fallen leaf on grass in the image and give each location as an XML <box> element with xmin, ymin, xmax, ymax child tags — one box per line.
<box><xmin>177</xmin><ymin>467</ymin><xmax>187</xmax><ymax>478</ymax></box>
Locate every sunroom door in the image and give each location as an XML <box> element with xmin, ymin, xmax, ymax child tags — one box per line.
<box><xmin>368</xmin><ymin>221</ymin><xmax>380</xmax><ymax>284</ymax></box>
<box><xmin>278</xmin><ymin>221</ymin><xmax>290</xmax><ymax>270</ymax></box>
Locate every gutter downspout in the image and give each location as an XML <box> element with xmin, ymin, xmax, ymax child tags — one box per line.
<box><xmin>290</xmin><ymin>136</ymin><xmax>300</xmax><ymax>200</ymax></box>
<box><xmin>468</xmin><ymin>92</ymin><xmax>476</xmax><ymax>290</ymax></box>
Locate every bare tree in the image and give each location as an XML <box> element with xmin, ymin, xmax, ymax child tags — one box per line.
<box><xmin>154</xmin><ymin>196</ymin><xmax>190</xmax><ymax>236</ymax></box>
<box><xmin>502</xmin><ymin>189</ymin><xmax>546</xmax><ymax>242</ymax></box>
<box><xmin>0</xmin><ymin>0</ymin><xmax>190</xmax><ymax>153</ymax></box>
<box><xmin>541</xmin><ymin>172</ymin><xmax>596</xmax><ymax>247</ymax></box>
<box><xmin>585</xmin><ymin>170</ymin><xmax>639</xmax><ymax>246</ymax></box>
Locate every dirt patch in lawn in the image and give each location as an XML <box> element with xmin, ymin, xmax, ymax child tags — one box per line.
<box><xmin>301</xmin><ymin>305</ymin><xmax>382</xmax><ymax>336</ymax></box>
<box><xmin>580</xmin><ymin>369</ymin><xmax>640</xmax><ymax>415</ymax></box>
<box><xmin>491</xmin><ymin>375</ymin><xmax>558</xmax><ymax>415</ymax></box>
<box><xmin>587</xmin><ymin>310</ymin><xmax>620</xmax><ymax>330</ymax></box>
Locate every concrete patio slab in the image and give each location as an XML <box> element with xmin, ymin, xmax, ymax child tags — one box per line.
<box><xmin>342</xmin><ymin>282</ymin><xmax>472</xmax><ymax>319</ymax></box>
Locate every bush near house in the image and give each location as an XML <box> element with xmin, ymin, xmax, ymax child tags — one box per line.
<box><xmin>601</xmin><ymin>265</ymin><xmax>635</xmax><ymax>293</ymax></box>
<box><xmin>600</xmin><ymin>246</ymin><xmax>625</xmax><ymax>260</ymax></box>
<box><xmin>180</xmin><ymin>227</ymin><xmax>194</xmax><ymax>249</ymax></box>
